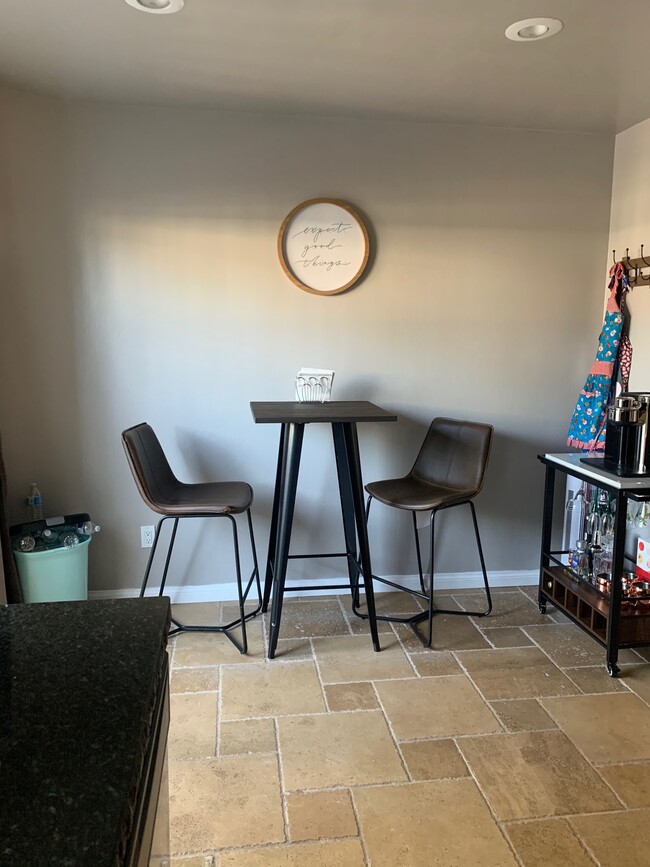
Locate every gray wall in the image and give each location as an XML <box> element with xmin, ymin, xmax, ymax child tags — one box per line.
<box><xmin>608</xmin><ymin>117</ymin><xmax>650</xmax><ymax>390</ymax></box>
<box><xmin>0</xmin><ymin>89</ymin><xmax>615</xmax><ymax>595</ymax></box>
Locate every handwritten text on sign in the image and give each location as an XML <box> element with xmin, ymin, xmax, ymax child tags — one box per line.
<box><xmin>281</xmin><ymin>201</ymin><xmax>368</xmax><ymax>293</ymax></box>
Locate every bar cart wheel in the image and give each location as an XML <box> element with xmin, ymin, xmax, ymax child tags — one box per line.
<box><xmin>607</xmin><ymin>662</ymin><xmax>621</xmax><ymax>678</ymax></box>
<box><xmin>538</xmin><ymin>601</ymin><xmax>547</xmax><ymax>615</ymax></box>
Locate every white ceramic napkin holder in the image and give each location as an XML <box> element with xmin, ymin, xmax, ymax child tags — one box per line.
<box><xmin>295</xmin><ymin>368</ymin><xmax>335</xmax><ymax>403</ymax></box>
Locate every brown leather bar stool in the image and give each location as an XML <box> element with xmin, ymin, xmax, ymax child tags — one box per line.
<box><xmin>121</xmin><ymin>423</ymin><xmax>262</xmax><ymax>652</ymax></box>
<box><xmin>359</xmin><ymin>417</ymin><xmax>493</xmax><ymax>647</ymax></box>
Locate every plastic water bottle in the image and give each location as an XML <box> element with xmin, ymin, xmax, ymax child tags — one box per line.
<box><xmin>41</xmin><ymin>528</ymin><xmax>60</xmax><ymax>548</ymax></box>
<box><xmin>17</xmin><ymin>535</ymin><xmax>36</xmax><ymax>552</ymax></box>
<box><xmin>62</xmin><ymin>532</ymin><xmax>80</xmax><ymax>548</ymax></box>
<box><xmin>26</xmin><ymin>483</ymin><xmax>43</xmax><ymax>522</ymax></box>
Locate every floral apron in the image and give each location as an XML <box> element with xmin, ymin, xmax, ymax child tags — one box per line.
<box><xmin>567</xmin><ymin>262</ymin><xmax>632</xmax><ymax>451</ymax></box>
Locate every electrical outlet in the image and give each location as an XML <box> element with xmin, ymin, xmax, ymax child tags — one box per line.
<box><xmin>141</xmin><ymin>525</ymin><xmax>155</xmax><ymax>548</ymax></box>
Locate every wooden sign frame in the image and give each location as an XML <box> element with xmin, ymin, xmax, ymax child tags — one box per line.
<box><xmin>277</xmin><ymin>198</ymin><xmax>370</xmax><ymax>296</ymax></box>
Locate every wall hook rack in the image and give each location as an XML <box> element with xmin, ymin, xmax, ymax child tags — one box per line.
<box><xmin>612</xmin><ymin>246</ymin><xmax>650</xmax><ymax>286</ymax></box>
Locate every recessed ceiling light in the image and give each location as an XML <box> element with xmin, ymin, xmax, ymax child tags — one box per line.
<box><xmin>124</xmin><ymin>0</ymin><xmax>184</xmax><ymax>14</ymax></box>
<box><xmin>505</xmin><ymin>17</ymin><xmax>563</xmax><ymax>42</ymax></box>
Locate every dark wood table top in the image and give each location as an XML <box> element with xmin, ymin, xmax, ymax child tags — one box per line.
<box><xmin>250</xmin><ymin>401</ymin><xmax>397</xmax><ymax>424</ymax></box>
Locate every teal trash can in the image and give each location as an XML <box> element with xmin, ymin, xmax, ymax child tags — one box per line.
<box><xmin>11</xmin><ymin>512</ymin><xmax>96</xmax><ymax>603</ymax></box>
<box><xmin>14</xmin><ymin>537</ymin><xmax>91</xmax><ymax>603</ymax></box>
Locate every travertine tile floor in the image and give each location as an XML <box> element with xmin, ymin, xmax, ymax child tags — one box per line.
<box><xmin>167</xmin><ymin>587</ymin><xmax>650</xmax><ymax>866</ymax></box>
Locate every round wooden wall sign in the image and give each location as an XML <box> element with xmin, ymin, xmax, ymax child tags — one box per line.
<box><xmin>278</xmin><ymin>198</ymin><xmax>370</xmax><ymax>295</ymax></box>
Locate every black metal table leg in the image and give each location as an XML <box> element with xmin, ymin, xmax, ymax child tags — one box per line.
<box><xmin>538</xmin><ymin>465</ymin><xmax>555</xmax><ymax>615</ymax></box>
<box><xmin>606</xmin><ymin>490</ymin><xmax>627</xmax><ymax>677</ymax></box>
<box><xmin>267</xmin><ymin>423</ymin><xmax>304</xmax><ymax>660</ymax></box>
<box><xmin>342</xmin><ymin>422</ymin><xmax>380</xmax><ymax>652</ymax></box>
<box><xmin>262</xmin><ymin>424</ymin><xmax>286</xmax><ymax>612</ymax></box>
<box><xmin>332</xmin><ymin>423</ymin><xmax>361</xmax><ymax>607</ymax></box>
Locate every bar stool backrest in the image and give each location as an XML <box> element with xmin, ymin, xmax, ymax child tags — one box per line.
<box><xmin>122</xmin><ymin>423</ymin><xmax>179</xmax><ymax>515</ymax></box>
<box><xmin>410</xmin><ymin>417</ymin><xmax>493</xmax><ymax>497</ymax></box>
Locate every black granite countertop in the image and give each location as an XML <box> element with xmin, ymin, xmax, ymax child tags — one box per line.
<box><xmin>0</xmin><ymin>597</ymin><xmax>170</xmax><ymax>867</ymax></box>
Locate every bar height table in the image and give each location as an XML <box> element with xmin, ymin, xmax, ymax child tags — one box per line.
<box><xmin>251</xmin><ymin>401</ymin><xmax>397</xmax><ymax>659</ymax></box>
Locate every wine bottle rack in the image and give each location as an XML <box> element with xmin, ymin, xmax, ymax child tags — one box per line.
<box><xmin>542</xmin><ymin>566</ymin><xmax>650</xmax><ymax>645</ymax></box>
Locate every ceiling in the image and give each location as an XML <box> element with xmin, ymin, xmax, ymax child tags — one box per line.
<box><xmin>1</xmin><ymin>0</ymin><xmax>649</xmax><ymax>134</ymax></box>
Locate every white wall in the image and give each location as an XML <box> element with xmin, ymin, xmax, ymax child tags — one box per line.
<box><xmin>609</xmin><ymin>117</ymin><xmax>650</xmax><ymax>390</ymax></box>
<box><xmin>0</xmin><ymin>90</ymin><xmax>614</xmax><ymax>595</ymax></box>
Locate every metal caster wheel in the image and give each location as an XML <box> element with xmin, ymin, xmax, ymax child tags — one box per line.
<box><xmin>607</xmin><ymin>662</ymin><xmax>621</xmax><ymax>677</ymax></box>
<box><xmin>538</xmin><ymin>602</ymin><xmax>547</xmax><ymax>615</ymax></box>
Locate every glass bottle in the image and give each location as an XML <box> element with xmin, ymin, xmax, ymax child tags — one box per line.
<box><xmin>599</xmin><ymin>492</ymin><xmax>615</xmax><ymax>538</ymax></box>
<box><xmin>575</xmin><ymin>539</ymin><xmax>590</xmax><ymax>579</ymax></box>
<box><xmin>585</xmin><ymin>489</ymin><xmax>601</xmax><ymax>544</ymax></box>
<box><xmin>598</xmin><ymin>534</ymin><xmax>614</xmax><ymax>580</ymax></box>
<box><xmin>564</xmin><ymin>485</ymin><xmax>587</xmax><ymax>558</ymax></box>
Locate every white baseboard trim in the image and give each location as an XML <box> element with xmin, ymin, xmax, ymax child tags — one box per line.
<box><xmin>89</xmin><ymin>569</ymin><xmax>539</xmax><ymax>604</ymax></box>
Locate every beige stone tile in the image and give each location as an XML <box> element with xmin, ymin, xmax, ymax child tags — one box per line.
<box><xmin>221</xmin><ymin>662</ymin><xmax>326</xmax><ymax>720</ymax></box>
<box><xmin>525</xmin><ymin>623</ymin><xmax>639</xmax><ymax>668</ymax></box>
<box><xmin>344</xmin><ymin>614</ymin><xmax>395</xmax><ymax>635</ymax></box>
<box><xmin>394</xmin><ymin>614</ymin><xmax>490</xmax><ymax>652</ymax></box>
<box><xmin>171</xmin><ymin>858</ymin><xmax>213</xmax><ymax>867</ymax></box>
<box><xmin>463</xmin><ymin>590</ymin><xmax>548</xmax><ymax>627</ymax></box>
<box><xmin>172</xmin><ymin>601</ymin><xmax>222</xmax><ymax>626</ymax></box>
<box><xmin>565</xmin><ymin>665</ymin><xmax>630</xmax><ymax>694</ymax></box>
<box><xmin>354</xmin><ymin>778</ymin><xmax>518</xmax><ymax>866</ymax></box>
<box><xmin>571</xmin><ymin>809</ymin><xmax>650</xmax><ymax>867</ymax></box>
<box><xmin>355</xmin><ymin>589</ymin><xmax>426</xmax><ymax>617</ymax></box>
<box><xmin>222</xmin><ymin>601</ymin><xmax>264</xmax><ymax>620</ymax></box>
<box><xmin>174</xmin><ymin>621</ymin><xmax>266</xmax><ymax>667</ymax></box>
<box><xmin>287</xmin><ymin>790</ymin><xmax>357</xmax><ymax>841</ymax></box>
<box><xmin>542</xmin><ymin>693</ymin><xmax>650</xmax><ymax>763</ymax></box>
<box><xmin>456</xmin><ymin>647</ymin><xmax>579</xmax><ymax>700</ymax></box>
<box><xmin>490</xmin><ymin>699</ymin><xmax>557</xmax><ymax>732</ymax></box>
<box><xmin>376</xmin><ymin>675</ymin><xmax>500</xmax><ymax>740</ymax></box>
<box><xmin>271</xmin><ymin>600</ymin><xmax>350</xmax><ymax>638</ymax></box>
<box><xmin>481</xmin><ymin>627</ymin><xmax>533</xmax><ymax>648</ymax></box>
<box><xmin>324</xmin><ymin>681</ymin><xmax>378</xmax><ymax>711</ymax></box>
<box><xmin>274</xmin><ymin>637</ymin><xmax>313</xmax><ymax>660</ymax></box>
<box><xmin>312</xmin><ymin>633</ymin><xmax>414</xmax><ymax>683</ymax></box>
<box><xmin>401</xmin><ymin>739</ymin><xmax>469</xmax><ymax>780</ymax></box>
<box><xmin>506</xmin><ymin>818</ymin><xmax>594</xmax><ymax>867</ymax></box>
<box><xmin>459</xmin><ymin>730</ymin><xmax>620</xmax><ymax>820</ymax></box>
<box><xmin>278</xmin><ymin>710</ymin><xmax>407</xmax><ymax>789</ymax></box>
<box><xmin>220</xmin><ymin>718</ymin><xmax>277</xmax><ymax>756</ymax></box>
<box><xmin>171</xmin><ymin>859</ymin><xmax>213</xmax><ymax>867</ymax></box>
<box><xmin>599</xmin><ymin>762</ymin><xmax>650</xmax><ymax>807</ymax></box>
<box><xmin>171</xmin><ymin>667</ymin><xmax>219</xmax><ymax>694</ymax></box>
<box><xmin>408</xmin><ymin>651</ymin><xmax>462</xmax><ymax>677</ymax></box>
<box><xmin>620</xmin><ymin>662</ymin><xmax>650</xmax><ymax>704</ymax></box>
<box><xmin>169</xmin><ymin>693</ymin><xmax>217</xmax><ymax>759</ymax></box>
<box><xmin>169</xmin><ymin>755</ymin><xmax>283</xmax><ymax>852</ymax></box>
<box><xmin>219</xmin><ymin>839</ymin><xmax>365</xmax><ymax>867</ymax></box>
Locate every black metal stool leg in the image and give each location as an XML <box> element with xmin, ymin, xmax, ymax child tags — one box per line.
<box><xmin>225</xmin><ymin>514</ymin><xmax>248</xmax><ymax>654</ymax></box>
<box><xmin>412</xmin><ymin>511</ymin><xmax>426</xmax><ymax>594</ymax></box>
<box><xmin>469</xmin><ymin>501</ymin><xmax>492</xmax><ymax>616</ymax></box>
<box><xmin>159</xmin><ymin>518</ymin><xmax>179</xmax><ymax>598</ymax></box>
<box><xmin>246</xmin><ymin>508</ymin><xmax>263</xmax><ymax>610</ymax></box>
<box><xmin>140</xmin><ymin>516</ymin><xmax>169</xmax><ymax>597</ymax></box>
